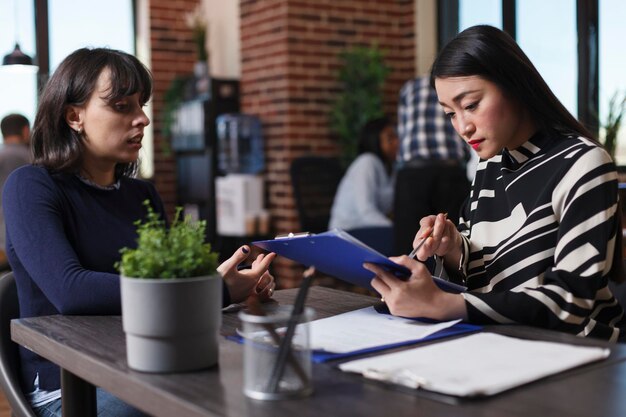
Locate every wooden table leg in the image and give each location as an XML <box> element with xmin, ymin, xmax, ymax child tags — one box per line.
<box><xmin>61</xmin><ymin>368</ymin><xmax>96</xmax><ymax>417</ymax></box>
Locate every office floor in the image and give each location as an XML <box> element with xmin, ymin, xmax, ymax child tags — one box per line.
<box><xmin>0</xmin><ymin>389</ymin><xmax>11</xmax><ymax>416</ymax></box>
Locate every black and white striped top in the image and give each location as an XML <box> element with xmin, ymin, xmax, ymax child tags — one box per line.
<box><xmin>458</xmin><ymin>131</ymin><xmax>626</xmax><ymax>341</ymax></box>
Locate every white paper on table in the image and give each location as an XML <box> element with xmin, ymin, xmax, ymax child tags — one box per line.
<box><xmin>339</xmin><ymin>333</ymin><xmax>610</xmax><ymax>397</ymax></box>
<box><xmin>303</xmin><ymin>306</ymin><xmax>460</xmax><ymax>353</ymax></box>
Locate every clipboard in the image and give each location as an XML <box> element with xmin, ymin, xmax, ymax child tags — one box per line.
<box><xmin>252</xmin><ymin>229</ymin><xmax>466</xmax><ymax>293</ymax></box>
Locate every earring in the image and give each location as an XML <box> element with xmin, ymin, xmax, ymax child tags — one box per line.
<box><xmin>76</xmin><ymin>127</ymin><xmax>82</xmax><ymax>134</ymax></box>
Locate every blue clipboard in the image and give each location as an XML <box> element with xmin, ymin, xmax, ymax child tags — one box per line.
<box><xmin>252</xmin><ymin>229</ymin><xmax>466</xmax><ymax>293</ymax></box>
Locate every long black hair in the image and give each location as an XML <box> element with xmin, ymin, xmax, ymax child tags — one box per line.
<box><xmin>430</xmin><ymin>25</ymin><xmax>596</xmax><ymax>142</ymax></box>
<box><xmin>31</xmin><ymin>47</ymin><xmax>152</xmax><ymax>178</ymax></box>
<box><xmin>431</xmin><ymin>25</ymin><xmax>623</xmax><ymax>283</ymax></box>
<box><xmin>358</xmin><ymin>116</ymin><xmax>394</xmax><ymax>171</ymax></box>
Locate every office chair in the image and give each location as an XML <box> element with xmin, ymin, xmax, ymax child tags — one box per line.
<box><xmin>393</xmin><ymin>160</ymin><xmax>471</xmax><ymax>254</ymax></box>
<box><xmin>0</xmin><ymin>272</ymin><xmax>36</xmax><ymax>417</ymax></box>
<box><xmin>290</xmin><ymin>156</ymin><xmax>344</xmax><ymax>233</ymax></box>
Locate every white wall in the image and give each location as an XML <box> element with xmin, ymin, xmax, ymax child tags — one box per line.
<box><xmin>415</xmin><ymin>0</ymin><xmax>438</xmax><ymax>76</ymax></box>
<box><xmin>203</xmin><ymin>0</ymin><xmax>241</xmax><ymax>78</ymax></box>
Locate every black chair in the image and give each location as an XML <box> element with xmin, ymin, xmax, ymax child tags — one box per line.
<box><xmin>393</xmin><ymin>160</ymin><xmax>471</xmax><ymax>254</ymax></box>
<box><xmin>0</xmin><ymin>272</ymin><xmax>36</xmax><ymax>417</ymax></box>
<box><xmin>290</xmin><ymin>156</ymin><xmax>344</xmax><ymax>233</ymax></box>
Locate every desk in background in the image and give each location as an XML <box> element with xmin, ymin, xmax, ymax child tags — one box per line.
<box><xmin>11</xmin><ymin>287</ymin><xmax>626</xmax><ymax>417</ymax></box>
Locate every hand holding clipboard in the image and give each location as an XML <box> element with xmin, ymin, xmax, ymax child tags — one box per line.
<box><xmin>252</xmin><ymin>229</ymin><xmax>466</xmax><ymax>294</ymax></box>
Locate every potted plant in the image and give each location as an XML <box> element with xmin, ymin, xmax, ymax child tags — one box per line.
<box><xmin>116</xmin><ymin>201</ymin><xmax>221</xmax><ymax>373</ymax></box>
<box><xmin>329</xmin><ymin>45</ymin><xmax>390</xmax><ymax>167</ymax></box>
<box><xmin>602</xmin><ymin>91</ymin><xmax>626</xmax><ymax>161</ymax></box>
<box><xmin>185</xmin><ymin>3</ymin><xmax>210</xmax><ymax>96</ymax></box>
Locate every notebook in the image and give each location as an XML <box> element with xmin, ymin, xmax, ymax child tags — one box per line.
<box><xmin>339</xmin><ymin>332</ymin><xmax>610</xmax><ymax>397</ymax></box>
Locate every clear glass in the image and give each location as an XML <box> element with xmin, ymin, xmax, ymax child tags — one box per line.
<box><xmin>239</xmin><ymin>306</ymin><xmax>314</xmax><ymax>400</ymax></box>
<box><xmin>517</xmin><ymin>0</ymin><xmax>577</xmax><ymax>116</ymax></box>
<box><xmin>459</xmin><ymin>0</ymin><xmax>502</xmax><ymax>31</ymax></box>
<box><xmin>599</xmin><ymin>0</ymin><xmax>626</xmax><ymax>165</ymax></box>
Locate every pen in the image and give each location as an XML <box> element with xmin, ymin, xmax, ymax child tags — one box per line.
<box><xmin>408</xmin><ymin>212</ymin><xmax>447</xmax><ymax>259</ymax></box>
<box><xmin>266</xmin><ymin>267</ymin><xmax>315</xmax><ymax>392</ymax></box>
<box><xmin>246</xmin><ymin>294</ymin><xmax>309</xmax><ymax>386</ymax></box>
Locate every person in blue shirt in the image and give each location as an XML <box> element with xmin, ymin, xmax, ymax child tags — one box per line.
<box><xmin>2</xmin><ymin>47</ymin><xmax>276</xmax><ymax>417</ymax></box>
<box><xmin>329</xmin><ymin>116</ymin><xmax>399</xmax><ymax>255</ymax></box>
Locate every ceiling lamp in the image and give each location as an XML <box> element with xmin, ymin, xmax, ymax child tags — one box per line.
<box><xmin>2</xmin><ymin>43</ymin><xmax>34</xmax><ymax>66</ymax></box>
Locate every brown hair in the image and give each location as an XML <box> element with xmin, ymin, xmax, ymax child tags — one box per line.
<box><xmin>31</xmin><ymin>47</ymin><xmax>152</xmax><ymax>178</ymax></box>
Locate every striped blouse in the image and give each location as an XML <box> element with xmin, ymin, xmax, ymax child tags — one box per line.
<box><xmin>457</xmin><ymin>131</ymin><xmax>626</xmax><ymax>341</ymax></box>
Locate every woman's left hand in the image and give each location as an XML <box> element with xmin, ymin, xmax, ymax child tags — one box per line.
<box><xmin>365</xmin><ymin>255</ymin><xmax>467</xmax><ymax>321</ymax></box>
<box><xmin>218</xmin><ymin>246</ymin><xmax>277</xmax><ymax>303</ymax></box>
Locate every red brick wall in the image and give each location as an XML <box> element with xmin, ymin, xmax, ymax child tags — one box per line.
<box><xmin>240</xmin><ymin>0</ymin><xmax>415</xmax><ymax>287</ymax></box>
<box><xmin>148</xmin><ymin>0</ymin><xmax>201</xmax><ymax>217</ymax></box>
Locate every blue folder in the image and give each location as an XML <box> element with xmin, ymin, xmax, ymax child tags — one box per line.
<box><xmin>226</xmin><ymin>322</ymin><xmax>481</xmax><ymax>363</ymax></box>
<box><xmin>310</xmin><ymin>322</ymin><xmax>480</xmax><ymax>363</ymax></box>
<box><xmin>252</xmin><ymin>229</ymin><xmax>466</xmax><ymax>293</ymax></box>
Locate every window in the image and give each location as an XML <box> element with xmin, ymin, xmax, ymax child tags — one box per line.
<box><xmin>48</xmin><ymin>0</ymin><xmax>135</xmax><ymax>71</ymax></box>
<box><xmin>0</xmin><ymin>1</ymin><xmax>152</xmax><ymax>175</ymax></box>
<box><xmin>599</xmin><ymin>0</ymin><xmax>626</xmax><ymax>164</ymax></box>
<box><xmin>442</xmin><ymin>1</ymin><xmax>626</xmax><ymax>165</ymax></box>
<box><xmin>0</xmin><ymin>0</ymin><xmax>37</xmax><ymax>129</ymax></box>
<box><xmin>517</xmin><ymin>0</ymin><xmax>577</xmax><ymax>116</ymax></box>
<box><xmin>459</xmin><ymin>0</ymin><xmax>502</xmax><ymax>31</ymax></box>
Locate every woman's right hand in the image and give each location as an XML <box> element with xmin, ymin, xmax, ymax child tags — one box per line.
<box><xmin>413</xmin><ymin>213</ymin><xmax>462</xmax><ymax>264</ymax></box>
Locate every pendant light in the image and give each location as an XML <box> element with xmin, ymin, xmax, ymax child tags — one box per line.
<box><xmin>2</xmin><ymin>0</ymin><xmax>35</xmax><ymax>67</ymax></box>
<box><xmin>3</xmin><ymin>43</ymin><xmax>33</xmax><ymax>66</ymax></box>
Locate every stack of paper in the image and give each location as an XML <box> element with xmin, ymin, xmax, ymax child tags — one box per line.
<box><xmin>297</xmin><ymin>307</ymin><xmax>479</xmax><ymax>362</ymax></box>
<box><xmin>339</xmin><ymin>333</ymin><xmax>609</xmax><ymax>397</ymax></box>
<box><xmin>308</xmin><ymin>307</ymin><xmax>461</xmax><ymax>353</ymax></box>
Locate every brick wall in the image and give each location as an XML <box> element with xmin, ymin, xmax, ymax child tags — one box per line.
<box><xmin>240</xmin><ymin>0</ymin><xmax>415</xmax><ymax>287</ymax></box>
<box><xmin>148</xmin><ymin>0</ymin><xmax>201</xmax><ymax>217</ymax></box>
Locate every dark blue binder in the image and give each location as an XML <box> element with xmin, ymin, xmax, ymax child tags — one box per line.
<box><xmin>311</xmin><ymin>322</ymin><xmax>481</xmax><ymax>363</ymax></box>
<box><xmin>252</xmin><ymin>229</ymin><xmax>466</xmax><ymax>293</ymax></box>
<box><xmin>226</xmin><ymin>321</ymin><xmax>481</xmax><ymax>364</ymax></box>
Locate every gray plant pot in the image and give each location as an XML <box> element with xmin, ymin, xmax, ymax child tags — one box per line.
<box><xmin>120</xmin><ymin>274</ymin><xmax>222</xmax><ymax>373</ymax></box>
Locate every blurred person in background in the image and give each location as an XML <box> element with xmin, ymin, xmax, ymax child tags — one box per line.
<box><xmin>394</xmin><ymin>76</ymin><xmax>471</xmax><ymax>255</ymax></box>
<box><xmin>329</xmin><ymin>116</ymin><xmax>399</xmax><ymax>255</ymax></box>
<box><xmin>0</xmin><ymin>113</ymin><xmax>32</xmax><ymax>269</ymax></box>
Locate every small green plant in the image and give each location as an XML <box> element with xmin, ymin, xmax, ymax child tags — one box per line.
<box><xmin>116</xmin><ymin>201</ymin><xmax>219</xmax><ymax>279</ymax></box>
<box><xmin>330</xmin><ymin>45</ymin><xmax>390</xmax><ymax>167</ymax></box>
<box><xmin>185</xmin><ymin>3</ymin><xmax>208</xmax><ymax>62</ymax></box>
<box><xmin>603</xmin><ymin>91</ymin><xmax>626</xmax><ymax>161</ymax></box>
<box><xmin>161</xmin><ymin>75</ymin><xmax>191</xmax><ymax>141</ymax></box>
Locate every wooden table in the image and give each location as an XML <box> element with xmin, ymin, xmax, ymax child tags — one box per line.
<box><xmin>11</xmin><ymin>286</ymin><xmax>626</xmax><ymax>417</ymax></box>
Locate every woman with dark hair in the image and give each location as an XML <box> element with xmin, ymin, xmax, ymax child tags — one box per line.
<box><xmin>329</xmin><ymin>117</ymin><xmax>398</xmax><ymax>231</ymax></box>
<box><xmin>3</xmin><ymin>48</ymin><xmax>276</xmax><ymax>416</ymax></box>
<box><xmin>365</xmin><ymin>25</ymin><xmax>626</xmax><ymax>341</ymax></box>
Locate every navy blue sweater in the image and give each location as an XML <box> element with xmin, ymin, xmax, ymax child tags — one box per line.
<box><xmin>3</xmin><ymin>165</ymin><xmax>229</xmax><ymax>392</ymax></box>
